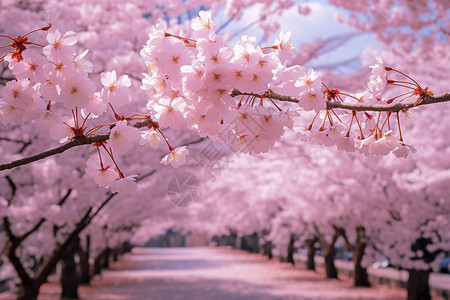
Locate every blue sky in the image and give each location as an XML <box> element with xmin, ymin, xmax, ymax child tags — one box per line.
<box><xmin>213</xmin><ymin>1</ymin><xmax>382</xmax><ymax>72</ymax></box>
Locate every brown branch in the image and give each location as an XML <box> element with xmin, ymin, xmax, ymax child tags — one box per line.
<box><xmin>3</xmin><ymin>217</ymin><xmax>33</xmax><ymax>287</ymax></box>
<box><xmin>0</xmin><ymin>119</ymin><xmax>154</xmax><ymax>171</ymax></box>
<box><xmin>231</xmin><ymin>89</ymin><xmax>450</xmax><ymax>112</ymax></box>
<box><xmin>19</xmin><ymin>189</ymin><xmax>73</xmax><ymax>242</ymax></box>
<box><xmin>5</xmin><ymin>175</ymin><xmax>16</xmax><ymax>204</ymax></box>
<box><xmin>0</xmin><ymin>134</ymin><xmax>109</xmax><ymax>171</ymax></box>
<box><xmin>326</xmin><ymin>93</ymin><xmax>450</xmax><ymax>112</ymax></box>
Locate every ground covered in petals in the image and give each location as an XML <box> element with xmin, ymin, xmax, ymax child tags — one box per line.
<box><xmin>1</xmin><ymin>247</ymin><xmax>410</xmax><ymax>300</ymax></box>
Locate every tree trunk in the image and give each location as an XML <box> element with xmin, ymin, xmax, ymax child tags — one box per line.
<box><xmin>407</xmin><ymin>269</ymin><xmax>431</xmax><ymax>300</ymax></box>
<box><xmin>287</xmin><ymin>234</ymin><xmax>295</xmax><ymax>266</ymax></box>
<box><xmin>103</xmin><ymin>247</ymin><xmax>110</xmax><ymax>269</ymax></box>
<box><xmin>17</xmin><ymin>284</ymin><xmax>39</xmax><ymax>300</ymax></box>
<box><xmin>240</xmin><ymin>236</ymin><xmax>248</xmax><ymax>251</ymax></box>
<box><xmin>250</xmin><ymin>232</ymin><xmax>259</xmax><ymax>253</ymax></box>
<box><xmin>121</xmin><ymin>242</ymin><xmax>133</xmax><ymax>254</ymax></box>
<box><xmin>263</xmin><ymin>241</ymin><xmax>273</xmax><ymax>259</ymax></box>
<box><xmin>93</xmin><ymin>251</ymin><xmax>103</xmax><ymax>275</ymax></box>
<box><xmin>78</xmin><ymin>235</ymin><xmax>90</xmax><ymax>285</ymax></box>
<box><xmin>305</xmin><ymin>238</ymin><xmax>316</xmax><ymax>271</ymax></box>
<box><xmin>60</xmin><ymin>237</ymin><xmax>79</xmax><ymax>299</ymax></box>
<box><xmin>240</xmin><ymin>234</ymin><xmax>259</xmax><ymax>253</ymax></box>
<box><xmin>229</xmin><ymin>231</ymin><xmax>237</xmax><ymax>248</ymax></box>
<box><xmin>353</xmin><ymin>227</ymin><xmax>370</xmax><ymax>287</ymax></box>
<box><xmin>324</xmin><ymin>244</ymin><xmax>338</xmax><ymax>279</ymax></box>
<box><xmin>112</xmin><ymin>248</ymin><xmax>119</xmax><ymax>262</ymax></box>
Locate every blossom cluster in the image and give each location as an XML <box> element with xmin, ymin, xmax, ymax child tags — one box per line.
<box><xmin>0</xmin><ymin>26</ymin><xmax>188</xmax><ymax>194</ymax></box>
<box><xmin>0</xmin><ymin>10</ymin><xmax>433</xmax><ymax>193</ymax></box>
<box><xmin>141</xmin><ymin>11</ymin><xmax>423</xmax><ymax>158</ymax></box>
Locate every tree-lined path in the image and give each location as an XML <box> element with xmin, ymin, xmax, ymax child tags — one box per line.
<box><xmin>1</xmin><ymin>247</ymin><xmax>411</xmax><ymax>300</ymax></box>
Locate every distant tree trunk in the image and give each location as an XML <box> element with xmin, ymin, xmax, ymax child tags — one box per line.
<box><xmin>78</xmin><ymin>235</ymin><xmax>90</xmax><ymax>284</ymax></box>
<box><xmin>240</xmin><ymin>236</ymin><xmax>248</xmax><ymax>251</ymax></box>
<box><xmin>60</xmin><ymin>237</ymin><xmax>79</xmax><ymax>299</ymax></box>
<box><xmin>93</xmin><ymin>251</ymin><xmax>104</xmax><ymax>275</ymax></box>
<box><xmin>263</xmin><ymin>241</ymin><xmax>273</xmax><ymax>259</ymax></box>
<box><xmin>407</xmin><ymin>269</ymin><xmax>431</xmax><ymax>300</ymax></box>
<box><xmin>250</xmin><ymin>232</ymin><xmax>259</xmax><ymax>253</ymax></box>
<box><xmin>305</xmin><ymin>238</ymin><xmax>316</xmax><ymax>271</ymax></box>
<box><xmin>229</xmin><ymin>230</ymin><xmax>237</xmax><ymax>248</ymax></box>
<box><xmin>17</xmin><ymin>283</ymin><xmax>40</xmax><ymax>300</ymax></box>
<box><xmin>102</xmin><ymin>247</ymin><xmax>110</xmax><ymax>269</ymax></box>
<box><xmin>324</xmin><ymin>244</ymin><xmax>338</xmax><ymax>279</ymax></box>
<box><xmin>112</xmin><ymin>248</ymin><xmax>119</xmax><ymax>262</ymax></box>
<box><xmin>287</xmin><ymin>234</ymin><xmax>295</xmax><ymax>266</ymax></box>
<box><xmin>240</xmin><ymin>233</ymin><xmax>259</xmax><ymax>253</ymax></box>
<box><xmin>121</xmin><ymin>242</ymin><xmax>133</xmax><ymax>254</ymax></box>
<box><xmin>322</xmin><ymin>228</ymin><xmax>341</xmax><ymax>279</ymax></box>
<box><xmin>353</xmin><ymin>227</ymin><xmax>370</xmax><ymax>287</ymax></box>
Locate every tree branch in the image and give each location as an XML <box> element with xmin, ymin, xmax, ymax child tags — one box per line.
<box><xmin>326</xmin><ymin>93</ymin><xmax>450</xmax><ymax>112</ymax></box>
<box><xmin>0</xmin><ymin>134</ymin><xmax>109</xmax><ymax>171</ymax></box>
<box><xmin>230</xmin><ymin>89</ymin><xmax>450</xmax><ymax>112</ymax></box>
<box><xmin>3</xmin><ymin>217</ymin><xmax>33</xmax><ymax>287</ymax></box>
<box><xmin>5</xmin><ymin>175</ymin><xmax>16</xmax><ymax>204</ymax></box>
<box><xmin>20</xmin><ymin>189</ymin><xmax>73</xmax><ymax>242</ymax></box>
<box><xmin>0</xmin><ymin>119</ymin><xmax>154</xmax><ymax>171</ymax></box>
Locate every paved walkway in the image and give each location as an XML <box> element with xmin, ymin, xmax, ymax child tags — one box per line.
<box><xmin>2</xmin><ymin>247</ymin><xmax>412</xmax><ymax>299</ymax></box>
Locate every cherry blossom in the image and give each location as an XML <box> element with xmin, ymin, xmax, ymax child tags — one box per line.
<box><xmin>161</xmin><ymin>146</ymin><xmax>189</xmax><ymax>168</ymax></box>
<box><xmin>109</xmin><ymin>120</ymin><xmax>141</xmax><ymax>155</ymax></box>
<box><xmin>43</xmin><ymin>29</ymin><xmax>77</xmax><ymax>63</ymax></box>
<box><xmin>100</xmin><ymin>70</ymin><xmax>131</xmax><ymax>107</ymax></box>
<box><xmin>58</xmin><ymin>74</ymin><xmax>95</xmax><ymax>109</ymax></box>
<box><xmin>139</xmin><ymin>129</ymin><xmax>162</xmax><ymax>149</ymax></box>
<box><xmin>85</xmin><ymin>158</ymin><xmax>118</xmax><ymax>187</ymax></box>
<box><xmin>110</xmin><ymin>175</ymin><xmax>138</xmax><ymax>194</ymax></box>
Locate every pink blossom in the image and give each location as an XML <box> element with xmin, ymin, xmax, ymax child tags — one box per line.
<box><xmin>191</xmin><ymin>10</ymin><xmax>216</xmax><ymax>38</ymax></box>
<box><xmin>161</xmin><ymin>146</ymin><xmax>189</xmax><ymax>168</ymax></box>
<box><xmin>298</xmin><ymin>91</ymin><xmax>325</xmax><ymax>113</ymax></box>
<box><xmin>180</xmin><ymin>62</ymin><xmax>206</xmax><ymax>92</ymax></box>
<box><xmin>0</xmin><ymin>102</ymin><xmax>21</xmax><ymax>125</ymax></box>
<box><xmin>38</xmin><ymin>110</ymin><xmax>64</xmax><ymax>129</ymax></box>
<box><xmin>8</xmin><ymin>53</ymin><xmax>47</xmax><ymax>82</ymax></box>
<box><xmin>205</xmin><ymin>66</ymin><xmax>231</xmax><ymax>88</ymax></box>
<box><xmin>58</xmin><ymin>75</ymin><xmax>95</xmax><ymax>109</ymax></box>
<box><xmin>393</xmin><ymin>143</ymin><xmax>417</xmax><ymax>158</ymax></box>
<box><xmin>139</xmin><ymin>129</ymin><xmax>162</xmax><ymax>149</ymax></box>
<box><xmin>154</xmin><ymin>39</ymin><xmax>192</xmax><ymax>81</ymax></box>
<box><xmin>84</xmin><ymin>92</ymin><xmax>107</xmax><ymax>117</ymax></box>
<box><xmin>73</xmin><ymin>49</ymin><xmax>93</xmax><ymax>75</ymax></box>
<box><xmin>43</xmin><ymin>60</ymin><xmax>73</xmax><ymax>84</ymax></box>
<box><xmin>39</xmin><ymin>80</ymin><xmax>60</xmax><ymax>103</ymax></box>
<box><xmin>85</xmin><ymin>158</ymin><xmax>118</xmax><ymax>188</ymax></box>
<box><xmin>368</xmin><ymin>55</ymin><xmax>388</xmax><ymax>96</ymax></box>
<box><xmin>49</xmin><ymin>119</ymin><xmax>75</xmax><ymax>143</ymax></box>
<box><xmin>100</xmin><ymin>70</ymin><xmax>131</xmax><ymax>107</ymax></box>
<box><xmin>151</xmin><ymin>96</ymin><xmax>186</xmax><ymax>129</ymax></box>
<box><xmin>274</xmin><ymin>31</ymin><xmax>295</xmax><ymax>64</ymax></box>
<box><xmin>43</xmin><ymin>29</ymin><xmax>77</xmax><ymax>63</ymax></box>
<box><xmin>362</xmin><ymin>132</ymin><xmax>399</xmax><ymax>156</ymax></box>
<box><xmin>110</xmin><ymin>120</ymin><xmax>141</xmax><ymax>154</ymax></box>
<box><xmin>197</xmin><ymin>36</ymin><xmax>232</xmax><ymax>67</ymax></box>
<box><xmin>111</xmin><ymin>175</ymin><xmax>138</xmax><ymax>194</ymax></box>
<box><xmin>2</xmin><ymin>79</ymin><xmax>38</xmax><ymax>110</ymax></box>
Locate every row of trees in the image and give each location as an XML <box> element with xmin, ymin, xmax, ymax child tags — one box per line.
<box><xmin>188</xmin><ymin>124</ymin><xmax>450</xmax><ymax>299</ymax></box>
